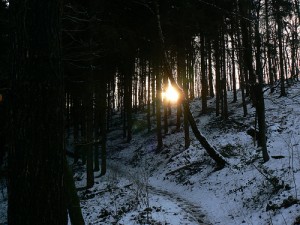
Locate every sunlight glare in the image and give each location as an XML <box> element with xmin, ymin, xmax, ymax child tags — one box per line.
<box><xmin>162</xmin><ymin>83</ymin><xmax>179</xmax><ymax>103</ymax></box>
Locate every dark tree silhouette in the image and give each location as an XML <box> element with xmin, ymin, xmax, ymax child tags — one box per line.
<box><xmin>9</xmin><ymin>0</ymin><xmax>67</xmax><ymax>224</ymax></box>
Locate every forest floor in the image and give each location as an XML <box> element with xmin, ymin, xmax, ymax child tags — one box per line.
<box><xmin>1</xmin><ymin>81</ymin><xmax>300</xmax><ymax>224</ymax></box>
<box><xmin>73</xmin><ymin>80</ymin><xmax>300</xmax><ymax>225</ymax></box>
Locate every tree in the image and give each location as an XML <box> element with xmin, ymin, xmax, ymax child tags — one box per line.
<box><xmin>64</xmin><ymin>160</ymin><xmax>85</xmax><ymax>225</ymax></box>
<box><xmin>0</xmin><ymin>1</ymin><xmax>9</xmax><ymax>168</ymax></box>
<box><xmin>271</xmin><ymin>0</ymin><xmax>293</xmax><ymax>96</ymax></box>
<box><xmin>265</xmin><ymin>0</ymin><xmax>276</xmax><ymax>91</ymax></box>
<box><xmin>154</xmin><ymin>0</ymin><xmax>227</xmax><ymax>168</ymax></box>
<box><xmin>8</xmin><ymin>0</ymin><xmax>67</xmax><ymax>224</ymax></box>
<box><xmin>254</xmin><ymin>1</ymin><xmax>270</xmax><ymax>162</ymax></box>
<box><xmin>155</xmin><ymin>62</ymin><xmax>163</xmax><ymax>152</ymax></box>
<box><xmin>200</xmin><ymin>35</ymin><xmax>208</xmax><ymax>114</ymax></box>
<box><xmin>0</xmin><ymin>0</ymin><xmax>9</xmax><ymax>82</ymax></box>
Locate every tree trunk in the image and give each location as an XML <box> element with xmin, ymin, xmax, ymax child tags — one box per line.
<box><xmin>214</xmin><ymin>38</ymin><xmax>221</xmax><ymax>117</ymax></box>
<box><xmin>94</xmin><ymin>84</ymin><xmax>100</xmax><ymax>172</ymax></box>
<box><xmin>277</xmin><ymin>16</ymin><xmax>286</xmax><ymax>96</ymax></box>
<box><xmin>221</xmin><ymin>30</ymin><xmax>228</xmax><ymax>119</ymax></box>
<box><xmin>230</xmin><ymin>25</ymin><xmax>237</xmax><ymax>103</ymax></box>
<box><xmin>99</xmin><ymin>77</ymin><xmax>107</xmax><ymax>176</ymax></box>
<box><xmin>64</xmin><ymin>159</ymin><xmax>85</xmax><ymax>225</ymax></box>
<box><xmin>9</xmin><ymin>0</ymin><xmax>67</xmax><ymax>224</ymax></box>
<box><xmin>254</xmin><ymin>7</ymin><xmax>270</xmax><ymax>162</ymax></box>
<box><xmin>163</xmin><ymin>74</ymin><xmax>169</xmax><ymax>134</ymax></box>
<box><xmin>154</xmin><ymin>1</ymin><xmax>227</xmax><ymax>168</ymax></box>
<box><xmin>151</xmin><ymin>67</ymin><xmax>156</xmax><ymax>116</ymax></box>
<box><xmin>122</xmin><ymin>57</ymin><xmax>134</xmax><ymax>143</ymax></box>
<box><xmin>182</xmin><ymin>53</ymin><xmax>190</xmax><ymax>149</ymax></box>
<box><xmin>187</xmin><ymin>45</ymin><xmax>195</xmax><ymax>100</ymax></box>
<box><xmin>72</xmin><ymin>86</ymin><xmax>81</xmax><ymax>164</ymax></box>
<box><xmin>239</xmin><ymin>0</ymin><xmax>255</xmax><ymax>95</ymax></box>
<box><xmin>208</xmin><ymin>41</ymin><xmax>215</xmax><ymax>98</ymax></box>
<box><xmin>176</xmin><ymin>51</ymin><xmax>183</xmax><ymax>131</ymax></box>
<box><xmin>200</xmin><ymin>35</ymin><xmax>208</xmax><ymax>114</ymax></box>
<box><xmin>177</xmin><ymin>43</ymin><xmax>190</xmax><ymax>148</ymax></box>
<box><xmin>155</xmin><ymin>70</ymin><xmax>163</xmax><ymax>152</ymax></box>
<box><xmin>84</xmin><ymin>82</ymin><xmax>94</xmax><ymax>189</ymax></box>
<box><xmin>265</xmin><ymin>0</ymin><xmax>275</xmax><ymax>91</ymax></box>
<box><xmin>236</xmin><ymin>14</ymin><xmax>248</xmax><ymax>117</ymax></box>
<box><xmin>182</xmin><ymin>101</ymin><xmax>226</xmax><ymax>168</ymax></box>
<box><xmin>147</xmin><ymin>72</ymin><xmax>151</xmax><ymax>132</ymax></box>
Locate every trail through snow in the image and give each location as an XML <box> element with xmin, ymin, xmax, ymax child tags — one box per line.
<box><xmin>108</xmin><ymin>161</ymin><xmax>211</xmax><ymax>225</ymax></box>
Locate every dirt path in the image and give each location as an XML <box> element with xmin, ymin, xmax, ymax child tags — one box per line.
<box><xmin>148</xmin><ymin>185</ymin><xmax>210</xmax><ymax>225</ymax></box>
<box><xmin>108</xmin><ymin>161</ymin><xmax>211</xmax><ymax>225</ymax></box>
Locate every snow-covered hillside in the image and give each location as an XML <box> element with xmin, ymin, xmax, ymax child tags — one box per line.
<box><xmin>1</xmin><ymin>82</ymin><xmax>300</xmax><ymax>225</ymax></box>
<box><xmin>72</xmin><ymin>81</ymin><xmax>300</xmax><ymax>225</ymax></box>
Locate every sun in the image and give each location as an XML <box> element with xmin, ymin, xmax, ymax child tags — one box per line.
<box><xmin>162</xmin><ymin>82</ymin><xmax>179</xmax><ymax>103</ymax></box>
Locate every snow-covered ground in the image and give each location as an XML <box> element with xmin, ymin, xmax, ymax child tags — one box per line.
<box><xmin>1</xmin><ymin>81</ymin><xmax>300</xmax><ymax>225</ymax></box>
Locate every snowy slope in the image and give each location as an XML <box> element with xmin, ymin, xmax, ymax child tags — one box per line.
<box><xmin>1</xmin><ymin>82</ymin><xmax>300</xmax><ymax>225</ymax></box>
<box><xmin>93</xmin><ymin>82</ymin><xmax>300</xmax><ymax>225</ymax></box>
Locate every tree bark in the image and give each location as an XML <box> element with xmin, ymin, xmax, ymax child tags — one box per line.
<box><xmin>163</xmin><ymin>73</ymin><xmax>169</xmax><ymax>134</ymax></box>
<box><xmin>200</xmin><ymin>35</ymin><xmax>208</xmax><ymax>114</ymax></box>
<box><xmin>254</xmin><ymin>6</ymin><xmax>270</xmax><ymax>162</ymax></box>
<box><xmin>214</xmin><ymin>38</ymin><xmax>221</xmax><ymax>117</ymax></box>
<box><xmin>239</xmin><ymin>0</ymin><xmax>255</xmax><ymax>95</ymax></box>
<box><xmin>207</xmin><ymin>40</ymin><xmax>214</xmax><ymax>98</ymax></box>
<box><xmin>155</xmin><ymin>67</ymin><xmax>163</xmax><ymax>152</ymax></box>
<box><xmin>275</xmin><ymin>6</ymin><xmax>286</xmax><ymax>96</ymax></box>
<box><xmin>84</xmin><ymin>82</ymin><xmax>94</xmax><ymax>188</ymax></box>
<box><xmin>265</xmin><ymin>0</ymin><xmax>275</xmax><ymax>91</ymax></box>
<box><xmin>99</xmin><ymin>76</ymin><xmax>107</xmax><ymax>176</ymax></box>
<box><xmin>64</xmin><ymin>160</ymin><xmax>85</xmax><ymax>225</ymax></box>
<box><xmin>235</xmin><ymin>13</ymin><xmax>248</xmax><ymax>117</ymax></box>
<box><xmin>9</xmin><ymin>0</ymin><xmax>67</xmax><ymax>224</ymax></box>
<box><xmin>230</xmin><ymin>25</ymin><xmax>237</xmax><ymax>103</ymax></box>
<box><xmin>177</xmin><ymin>43</ymin><xmax>190</xmax><ymax>148</ymax></box>
<box><xmin>147</xmin><ymin>72</ymin><xmax>151</xmax><ymax>132</ymax></box>
<box><xmin>121</xmin><ymin>57</ymin><xmax>134</xmax><ymax>143</ymax></box>
<box><xmin>221</xmin><ymin>30</ymin><xmax>228</xmax><ymax>119</ymax></box>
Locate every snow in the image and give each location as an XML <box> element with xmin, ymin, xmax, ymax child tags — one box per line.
<box><xmin>0</xmin><ymin>180</ymin><xmax>7</xmax><ymax>224</ymax></box>
<box><xmin>1</xmin><ymin>82</ymin><xmax>300</xmax><ymax>224</ymax></box>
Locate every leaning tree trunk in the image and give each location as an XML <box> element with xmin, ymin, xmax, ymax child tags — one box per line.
<box><xmin>154</xmin><ymin>1</ymin><xmax>227</xmax><ymax>168</ymax></box>
<box><xmin>64</xmin><ymin>159</ymin><xmax>85</xmax><ymax>225</ymax></box>
<box><xmin>9</xmin><ymin>0</ymin><xmax>67</xmax><ymax>224</ymax></box>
